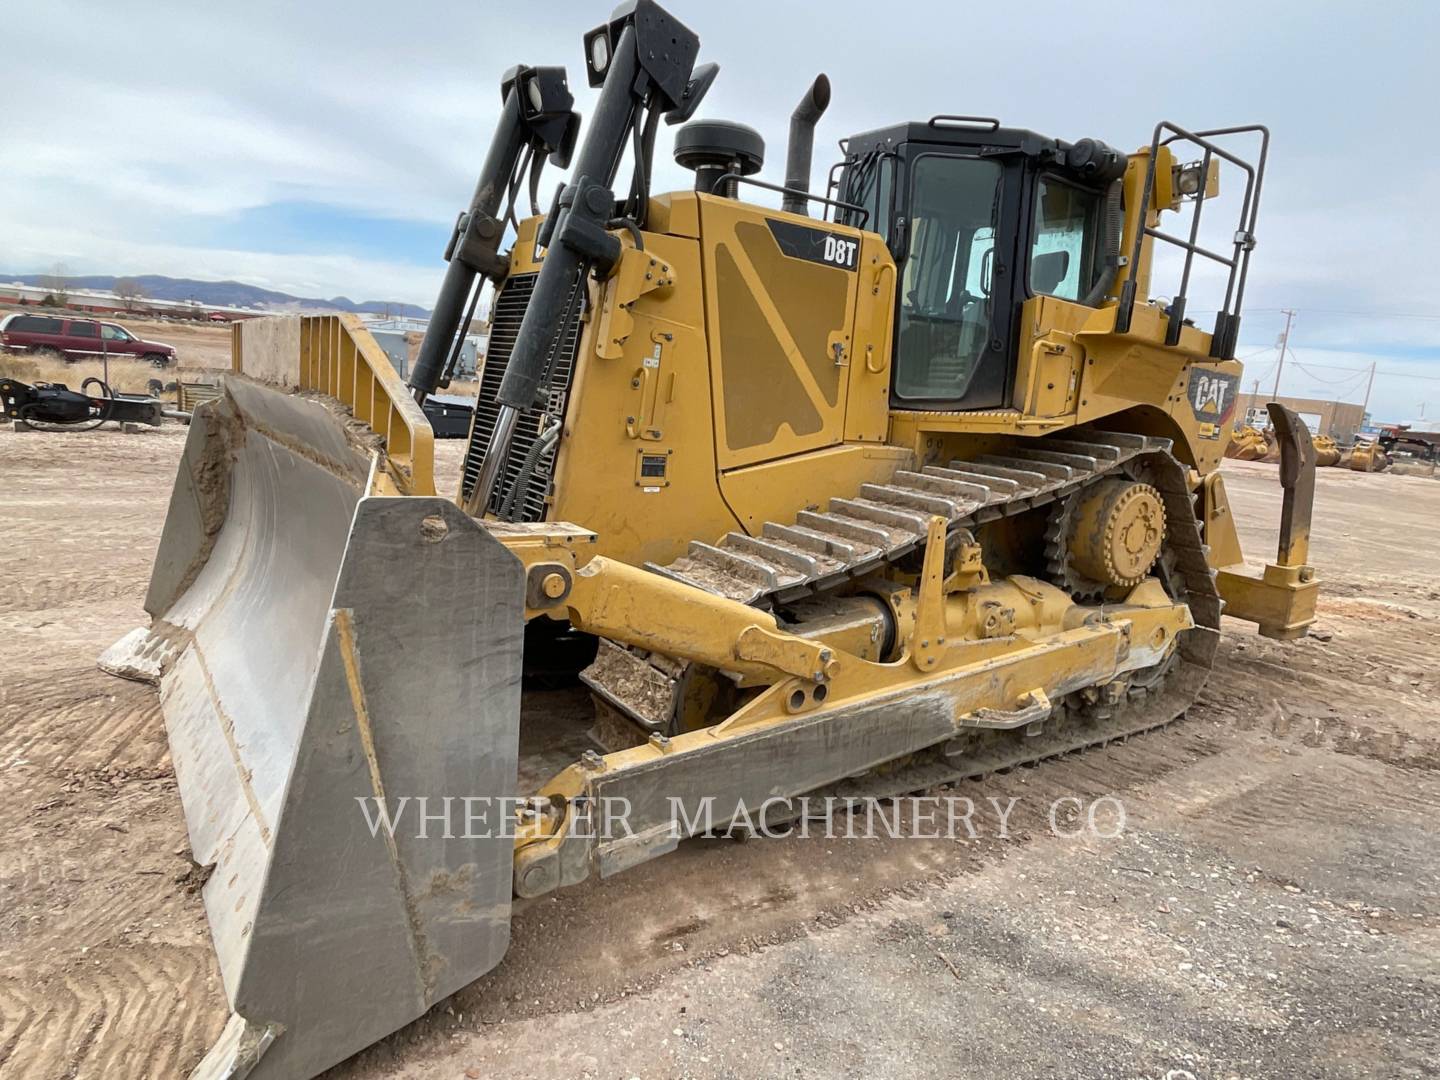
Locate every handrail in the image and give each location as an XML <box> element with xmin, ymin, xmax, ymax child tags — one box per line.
<box><xmin>1114</xmin><ymin>120</ymin><xmax>1269</xmax><ymax>360</ymax></box>
<box><xmin>715</xmin><ymin>172</ymin><xmax>869</xmax><ymax>225</ymax></box>
<box><xmin>297</xmin><ymin>314</ymin><xmax>436</xmax><ymax>496</ymax></box>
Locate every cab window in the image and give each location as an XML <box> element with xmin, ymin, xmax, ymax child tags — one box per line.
<box><xmin>69</xmin><ymin>320</ymin><xmax>99</xmax><ymax>338</ymax></box>
<box><xmin>841</xmin><ymin>153</ymin><xmax>894</xmax><ymax>242</ymax></box>
<box><xmin>1030</xmin><ymin>177</ymin><xmax>1101</xmax><ymax>301</ymax></box>
<box><xmin>101</xmin><ymin>324</ymin><xmax>132</xmax><ymax>342</ymax></box>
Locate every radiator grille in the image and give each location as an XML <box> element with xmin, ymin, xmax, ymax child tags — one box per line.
<box><xmin>460</xmin><ymin>272</ymin><xmax>583</xmax><ymax>521</ymax></box>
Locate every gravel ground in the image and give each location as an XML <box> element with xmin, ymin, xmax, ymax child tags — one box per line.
<box><xmin>1</xmin><ymin>425</ymin><xmax>1436</xmax><ymax>1080</ymax></box>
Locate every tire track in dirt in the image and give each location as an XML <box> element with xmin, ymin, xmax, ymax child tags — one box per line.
<box><xmin>0</xmin><ymin>576</ymin><xmax>144</xmax><ymax>614</ymax></box>
<box><xmin>1</xmin><ymin>668</ymin><xmax>166</xmax><ymax>784</ymax></box>
<box><xmin>342</xmin><ymin>716</ymin><xmax>1235</xmax><ymax>1080</ymax></box>
<box><xmin>0</xmin><ymin>946</ymin><xmax>221</xmax><ymax>1080</ymax></box>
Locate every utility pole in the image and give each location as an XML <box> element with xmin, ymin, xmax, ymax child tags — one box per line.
<box><xmin>1361</xmin><ymin>361</ymin><xmax>1376</xmax><ymax>420</ymax></box>
<box><xmin>1272</xmin><ymin>308</ymin><xmax>1296</xmax><ymax>400</ymax></box>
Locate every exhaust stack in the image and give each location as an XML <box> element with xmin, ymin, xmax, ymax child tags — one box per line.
<box><xmin>781</xmin><ymin>73</ymin><xmax>830</xmax><ymax>216</ymax></box>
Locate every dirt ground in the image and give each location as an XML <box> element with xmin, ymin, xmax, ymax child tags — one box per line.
<box><xmin>1</xmin><ymin>435</ymin><xmax>1437</xmax><ymax>1079</ymax></box>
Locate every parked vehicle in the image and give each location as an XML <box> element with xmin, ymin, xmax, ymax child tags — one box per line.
<box><xmin>0</xmin><ymin>313</ymin><xmax>177</xmax><ymax>367</ymax></box>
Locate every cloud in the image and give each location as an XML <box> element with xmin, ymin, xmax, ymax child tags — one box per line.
<box><xmin>6</xmin><ymin>0</ymin><xmax>1439</xmax><ymax>363</ymax></box>
<box><xmin>2</xmin><ymin>215</ymin><xmax>443</xmax><ymax>304</ymax></box>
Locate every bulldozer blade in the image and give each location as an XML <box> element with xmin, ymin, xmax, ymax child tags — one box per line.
<box><xmin>100</xmin><ymin>379</ymin><xmax>525</xmax><ymax>1079</ymax></box>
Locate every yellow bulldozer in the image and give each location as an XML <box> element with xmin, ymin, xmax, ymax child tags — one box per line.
<box><xmin>99</xmin><ymin>3</ymin><xmax>1321</xmax><ymax>1076</ymax></box>
<box><xmin>1225</xmin><ymin>427</ymin><xmax>1342</xmax><ymax>467</ymax></box>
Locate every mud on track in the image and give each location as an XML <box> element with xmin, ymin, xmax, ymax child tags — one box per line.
<box><xmin>1</xmin><ymin>436</ymin><xmax>1437</xmax><ymax>1078</ymax></box>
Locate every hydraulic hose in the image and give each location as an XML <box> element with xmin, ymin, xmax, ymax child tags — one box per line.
<box><xmin>497</xmin><ymin>415</ymin><xmax>561</xmax><ymax>522</ymax></box>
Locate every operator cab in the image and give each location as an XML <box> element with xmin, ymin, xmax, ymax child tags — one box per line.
<box><xmin>835</xmin><ymin>118</ymin><xmax>1127</xmax><ymax>412</ymax></box>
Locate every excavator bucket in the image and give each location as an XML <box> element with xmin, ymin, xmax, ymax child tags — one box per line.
<box><xmin>100</xmin><ymin>377</ymin><xmax>525</xmax><ymax>1079</ymax></box>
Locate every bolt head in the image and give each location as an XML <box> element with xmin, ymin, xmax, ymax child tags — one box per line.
<box><xmin>541</xmin><ymin>572</ymin><xmax>568</xmax><ymax>599</ymax></box>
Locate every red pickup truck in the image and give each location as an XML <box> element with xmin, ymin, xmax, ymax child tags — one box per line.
<box><xmin>0</xmin><ymin>313</ymin><xmax>177</xmax><ymax>367</ymax></box>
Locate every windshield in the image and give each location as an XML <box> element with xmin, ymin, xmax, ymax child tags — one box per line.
<box><xmin>894</xmin><ymin>155</ymin><xmax>1003</xmax><ymax>401</ymax></box>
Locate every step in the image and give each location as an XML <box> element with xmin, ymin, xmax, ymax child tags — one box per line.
<box><xmin>763</xmin><ymin>522</ymin><xmax>858</xmax><ymax>562</ymax></box>
<box><xmin>858</xmin><ymin>482</ymin><xmax>961</xmax><ymax>518</ymax></box>
<box><xmin>829</xmin><ymin>497</ymin><xmax>931</xmax><ymax>537</ymax></box>
<box><xmin>723</xmin><ymin>532</ymin><xmax>834</xmax><ymax>577</ymax></box>
<box><xmin>894</xmin><ymin>470</ymin><xmax>985</xmax><ymax>511</ymax></box>
<box><xmin>795</xmin><ymin>510</ymin><xmax>894</xmax><ymax>554</ymax></box>
<box><xmin>976</xmin><ymin>454</ymin><xmax>1076</xmax><ymax>482</ymax></box>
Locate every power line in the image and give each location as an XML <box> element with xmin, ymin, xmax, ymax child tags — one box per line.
<box><xmin>1290</xmin><ymin>361</ymin><xmax>1369</xmax><ymax>388</ymax></box>
<box><xmin>1195</xmin><ymin>306</ymin><xmax>1440</xmax><ymax>322</ymax></box>
<box><xmin>1279</xmin><ymin>357</ymin><xmax>1440</xmax><ymax>383</ymax></box>
<box><xmin>1247</xmin><ymin>307</ymin><xmax>1440</xmax><ymax>323</ymax></box>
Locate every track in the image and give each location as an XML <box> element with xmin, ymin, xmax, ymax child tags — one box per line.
<box><xmin>585</xmin><ymin>430</ymin><xmax>1222</xmax><ymax>782</ymax></box>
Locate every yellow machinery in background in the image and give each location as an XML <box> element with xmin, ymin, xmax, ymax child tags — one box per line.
<box><xmin>1311</xmin><ymin>434</ymin><xmax>1342</xmax><ymax>467</ymax></box>
<box><xmin>1344</xmin><ymin>438</ymin><xmax>1390</xmax><ymax>472</ymax></box>
<box><xmin>1225</xmin><ymin>424</ymin><xmax>1276</xmax><ymax>461</ymax></box>
<box><xmin>1227</xmin><ymin>427</ymin><xmax>1379</xmax><ymax>471</ymax></box>
<box><xmin>101</xmin><ymin>4</ymin><xmax>1320</xmax><ymax>1077</ymax></box>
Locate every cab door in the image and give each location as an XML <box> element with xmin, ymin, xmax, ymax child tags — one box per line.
<box><xmin>887</xmin><ymin>151</ymin><xmax>1024</xmax><ymax>411</ymax></box>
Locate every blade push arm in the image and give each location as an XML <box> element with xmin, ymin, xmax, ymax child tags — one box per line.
<box><xmin>467</xmin><ymin>0</ymin><xmax>710</xmax><ymax>513</ymax></box>
<box><xmin>408</xmin><ymin>65</ymin><xmax>578</xmax><ymax>404</ymax></box>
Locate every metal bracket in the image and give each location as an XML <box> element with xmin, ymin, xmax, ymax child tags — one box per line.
<box><xmin>910</xmin><ymin>516</ymin><xmax>949</xmax><ymax>671</ymax></box>
<box><xmin>451</xmin><ymin>210</ymin><xmax>509</xmax><ymax>279</ymax></box>
<box><xmin>735</xmin><ymin>625</ymin><xmax>836</xmax><ymax>683</ymax></box>
<box><xmin>596</xmin><ymin>246</ymin><xmax>675</xmax><ymax>360</ymax></box>
<box><xmin>959</xmin><ymin>688</ymin><xmax>1053</xmax><ymax>730</ymax></box>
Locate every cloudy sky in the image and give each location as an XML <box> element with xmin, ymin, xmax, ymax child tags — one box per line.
<box><xmin>6</xmin><ymin>0</ymin><xmax>1438</xmax><ymax>421</ymax></box>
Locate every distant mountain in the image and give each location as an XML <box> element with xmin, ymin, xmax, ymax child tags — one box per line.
<box><xmin>6</xmin><ymin>273</ymin><xmax>429</xmax><ymax>318</ymax></box>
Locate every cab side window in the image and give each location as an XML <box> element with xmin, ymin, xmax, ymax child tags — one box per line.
<box><xmin>842</xmin><ymin>153</ymin><xmax>894</xmax><ymax>243</ymax></box>
<box><xmin>69</xmin><ymin>320</ymin><xmax>100</xmax><ymax>338</ymax></box>
<box><xmin>1030</xmin><ymin>177</ymin><xmax>1101</xmax><ymax>301</ymax></box>
<box><xmin>101</xmin><ymin>324</ymin><xmax>131</xmax><ymax>342</ymax></box>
